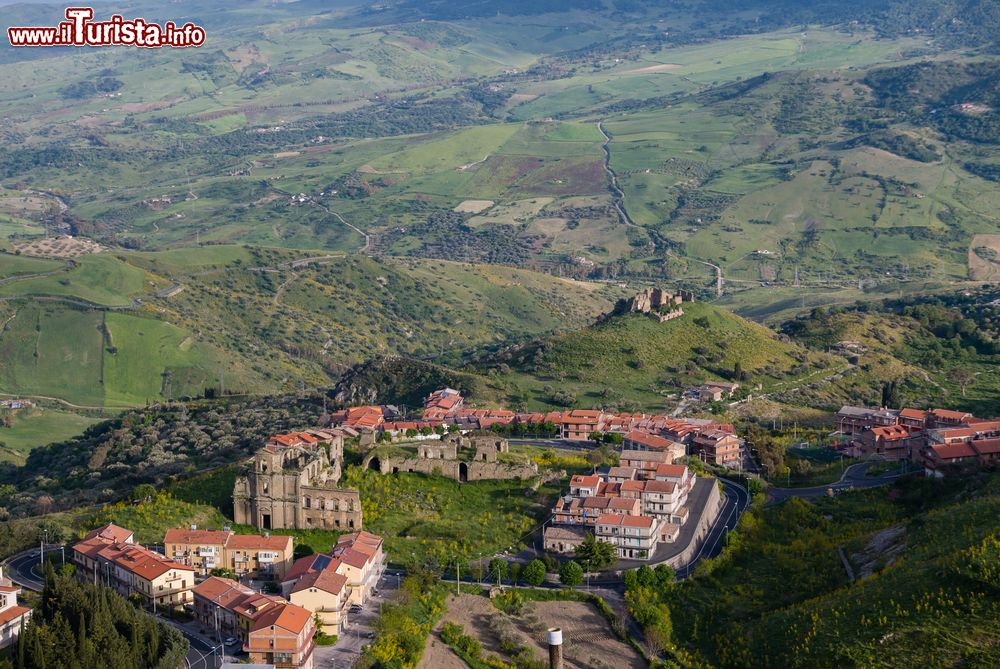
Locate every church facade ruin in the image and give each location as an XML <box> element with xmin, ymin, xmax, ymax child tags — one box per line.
<box><xmin>234</xmin><ymin>430</ymin><xmax>363</xmax><ymax>532</ymax></box>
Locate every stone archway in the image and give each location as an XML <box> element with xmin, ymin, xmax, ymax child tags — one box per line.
<box><xmin>367</xmin><ymin>457</ymin><xmax>381</xmax><ymax>472</ymax></box>
<box><xmin>459</xmin><ymin>462</ymin><xmax>469</xmax><ymax>482</ymax></box>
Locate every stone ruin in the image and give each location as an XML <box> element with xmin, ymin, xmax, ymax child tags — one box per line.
<box><xmin>363</xmin><ymin>433</ymin><xmax>535</xmax><ymax>482</ymax></box>
<box><xmin>608</xmin><ymin>287</ymin><xmax>692</xmax><ymax>323</ymax></box>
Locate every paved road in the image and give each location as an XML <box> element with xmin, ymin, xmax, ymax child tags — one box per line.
<box><xmin>314</xmin><ymin>569</ymin><xmax>399</xmax><ymax>669</ymax></box>
<box><xmin>768</xmin><ymin>461</ymin><xmax>909</xmax><ymax>503</ymax></box>
<box><xmin>5</xmin><ymin>549</ymin><xmax>44</xmax><ymax>591</ymax></box>
<box><xmin>675</xmin><ymin>477</ymin><xmax>750</xmax><ymax>578</ymax></box>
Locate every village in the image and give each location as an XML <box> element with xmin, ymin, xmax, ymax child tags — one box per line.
<box><xmin>1</xmin><ymin>387</ymin><xmax>997</xmax><ymax>669</ymax></box>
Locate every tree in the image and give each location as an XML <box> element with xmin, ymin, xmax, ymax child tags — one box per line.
<box><xmin>523</xmin><ymin>559</ymin><xmax>546</xmax><ymax>587</ymax></box>
<box><xmin>587</xmin><ymin>447</ymin><xmax>605</xmax><ymax>472</ymax></box>
<box><xmin>509</xmin><ymin>562</ymin><xmax>522</xmax><ymax>586</ymax></box>
<box><xmin>949</xmin><ymin>367</ymin><xmax>976</xmax><ymax>397</ymax></box>
<box><xmin>559</xmin><ymin>560</ymin><xmax>583</xmax><ymax>586</ymax></box>
<box><xmin>575</xmin><ymin>533</ymin><xmax>617</xmax><ymax>570</ymax></box>
<box><xmin>131</xmin><ymin>484</ymin><xmax>156</xmax><ymax>502</ymax></box>
<box><xmin>293</xmin><ymin>543</ymin><xmax>314</xmax><ymax>560</ymax></box>
<box><xmin>487</xmin><ymin>558</ymin><xmax>508</xmax><ymax>585</ymax></box>
<box><xmin>210</xmin><ymin>567</ymin><xmax>237</xmax><ymax>579</ymax></box>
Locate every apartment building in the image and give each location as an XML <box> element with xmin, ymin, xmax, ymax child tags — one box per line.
<box><xmin>594</xmin><ymin>514</ymin><xmax>659</xmax><ymax>560</ymax></box>
<box><xmin>693</xmin><ymin>429</ymin><xmax>742</xmax><ymax>466</ymax></box>
<box><xmin>72</xmin><ymin>525</ymin><xmax>195</xmax><ymax>609</ymax></box>
<box><xmin>246</xmin><ymin>602</ymin><xmax>315</xmax><ymax>669</ymax></box>
<box><xmin>164</xmin><ymin>527</ymin><xmax>294</xmax><ymax>580</ymax></box>
<box><xmin>279</xmin><ymin>531</ymin><xmax>385</xmax><ymax>632</ymax></box>
<box><xmin>0</xmin><ymin>568</ymin><xmax>29</xmax><ymax>650</ymax></box>
<box><xmin>620</xmin><ymin>449</ymin><xmax>672</xmax><ymax>479</ymax></box>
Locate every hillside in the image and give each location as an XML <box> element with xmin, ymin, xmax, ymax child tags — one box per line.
<box><xmin>469</xmin><ymin>301</ymin><xmax>843</xmax><ymax>411</ymax></box>
<box><xmin>0</xmin><ymin>246</ymin><xmax>620</xmax><ymax>407</ymax></box>
<box><xmin>672</xmin><ymin>472</ymin><xmax>1000</xmax><ymax>667</ymax></box>
<box><xmin>780</xmin><ymin>287</ymin><xmax>1000</xmax><ymax>415</ymax></box>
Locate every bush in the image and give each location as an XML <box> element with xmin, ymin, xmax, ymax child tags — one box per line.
<box><xmin>559</xmin><ymin>560</ymin><xmax>583</xmax><ymax>586</ymax></box>
<box><xmin>523</xmin><ymin>559</ymin><xmax>546</xmax><ymax>586</ymax></box>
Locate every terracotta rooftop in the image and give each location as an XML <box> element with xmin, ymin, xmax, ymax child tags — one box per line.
<box><xmin>623</xmin><ymin>430</ymin><xmax>675</xmax><ymax>451</ymax></box>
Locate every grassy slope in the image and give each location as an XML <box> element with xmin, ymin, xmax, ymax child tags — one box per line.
<box><xmin>0</xmin><ymin>407</ymin><xmax>100</xmax><ymax>464</ymax></box>
<box><xmin>673</xmin><ymin>474</ymin><xmax>1000</xmax><ymax>668</ymax></box>
<box><xmin>478</xmin><ymin>301</ymin><xmax>841</xmax><ymax>411</ymax></box>
<box><xmin>0</xmin><ymin>247</ymin><xmax>621</xmax><ymax>407</ymax></box>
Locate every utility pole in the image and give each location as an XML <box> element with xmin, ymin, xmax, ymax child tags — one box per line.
<box><xmin>455</xmin><ymin>560</ymin><xmax>461</xmax><ymax>596</ymax></box>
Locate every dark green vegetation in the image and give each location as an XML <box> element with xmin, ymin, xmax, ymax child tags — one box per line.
<box><xmin>780</xmin><ymin>286</ymin><xmax>1000</xmax><ymax>415</ymax></box>
<box><xmin>13</xmin><ymin>565</ymin><xmax>188</xmax><ymax>669</ymax></box>
<box><xmin>670</xmin><ymin>472</ymin><xmax>1000</xmax><ymax>667</ymax></box>
<box><xmin>0</xmin><ymin>395</ymin><xmax>326</xmax><ymax>518</ymax></box>
<box><xmin>358</xmin><ymin>573</ymin><xmax>449</xmax><ymax>669</ymax></box>
<box><xmin>0</xmin><ymin>248</ymin><xmax>617</xmax><ymax>407</ymax></box>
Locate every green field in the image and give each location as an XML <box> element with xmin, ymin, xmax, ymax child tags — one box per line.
<box><xmin>0</xmin><ymin>254</ymin><xmax>147</xmax><ymax>307</ymax></box>
<box><xmin>0</xmin><ymin>407</ymin><xmax>100</xmax><ymax>463</ymax></box>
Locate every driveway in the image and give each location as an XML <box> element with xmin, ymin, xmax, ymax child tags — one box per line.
<box><xmin>313</xmin><ymin>569</ymin><xmax>399</xmax><ymax>669</ymax></box>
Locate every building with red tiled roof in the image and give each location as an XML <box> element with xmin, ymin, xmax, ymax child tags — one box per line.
<box><xmin>279</xmin><ymin>531</ymin><xmax>385</xmax><ymax>635</ymax></box>
<box><xmin>164</xmin><ymin>527</ymin><xmax>294</xmax><ymax>580</ymax></box>
<box><xmin>859</xmin><ymin>425</ymin><xmax>918</xmax><ymax>460</ymax></box>
<box><xmin>246</xmin><ymin>600</ymin><xmax>315</xmax><ymax>669</ymax></box>
<box><xmin>72</xmin><ymin>527</ymin><xmax>195</xmax><ymax>609</ymax></box>
<box><xmin>0</xmin><ymin>568</ymin><xmax>29</xmax><ymax>650</ymax></box>
<box><xmin>594</xmin><ymin>514</ymin><xmax>660</xmax><ymax>560</ymax></box>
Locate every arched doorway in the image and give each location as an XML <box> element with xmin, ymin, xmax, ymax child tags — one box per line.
<box><xmin>367</xmin><ymin>457</ymin><xmax>381</xmax><ymax>472</ymax></box>
<box><xmin>459</xmin><ymin>462</ymin><xmax>469</xmax><ymax>482</ymax></box>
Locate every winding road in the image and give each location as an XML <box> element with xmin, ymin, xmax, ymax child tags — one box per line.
<box><xmin>598</xmin><ymin>120</ymin><xmax>724</xmax><ymax>295</ymax></box>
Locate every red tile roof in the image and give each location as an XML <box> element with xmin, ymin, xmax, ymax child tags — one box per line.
<box><xmin>0</xmin><ymin>605</ymin><xmax>29</xmax><ymax>626</ymax></box>
<box><xmin>596</xmin><ymin>514</ymin><xmax>654</xmax><ymax>528</ymax></box>
<box><xmin>164</xmin><ymin>528</ymin><xmax>232</xmax><ymax>546</ymax></box>
<box><xmin>250</xmin><ymin>601</ymin><xmax>312</xmax><ymax>634</ymax></box>
<box><xmin>643</xmin><ymin>480</ymin><xmax>677</xmax><ymax>494</ymax></box>
<box><xmin>623</xmin><ymin>430</ymin><xmax>675</xmax><ymax>451</ymax></box>
<box><xmin>290</xmin><ymin>568</ymin><xmax>347</xmax><ymax>596</ymax></box>
<box><xmin>654</xmin><ymin>463</ymin><xmax>688</xmax><ymax>478</ymax></box>
<box><xmin>570</xmin><ymin>474</ymin><xmax>601</xmax><ymax>488</ymax></box>
<box><xmin>83</xmin><ymin>523</ymin><xmax>133</xmax><ymax>544</ymax></box>
<box><xmin>227</xmin><ymin>534</ymin><xmax>292</xmax><ymax>551</ymax></box>
<box><xmin>931</xmin><ymin>442</ymin><xmax>977</xmax><ymax>460</ymax></box>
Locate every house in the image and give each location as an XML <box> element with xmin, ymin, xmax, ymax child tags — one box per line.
<box><xmin>693</xmin><ymin>429</ymin><xmax>742</xmax><ymax>466</ymax></box>
<box><xmin>653</xmin><ymin>463</ymin><xmax>695</xmax><ymax>496</ymax></box>
<box><xmin>280</xmin><ymin>531</ymin><xmax>385</xmax><ymax>632</ymax></box>
<box><xmin>0</xmin><ymin>568</ymin><xmax>30</xmax><ymax>649</ymax></box>
<box><xmin>543</xmin><ymin>526</ymin><xmax>587</xmax><ymax>555</ymax></box>
<box><xmin>288</xmin><ymin>565</ymin><xmax>349</xmax><ymax>635</ymax></box>
<box><xmin>569</xmin><ymin>474</ymin><xmax>601</xmax><ymax>496</ymax></box>
<box><xmin>859</xmin><ymin>425</ymin><xmax>917</xmax><ymax>460</ymax></box>
<box><xmin>697</xmin><ymin>382</ymin><xmax>739</xmax><ymax>402</ymax></box>
<box><xmin>898</xmin><ymin>408</ymin><xmax>930</xmax><ymax>430</ymax></box>
<box><xmin>919</xmin><ymin>441</ymin><xmax>979</xmax><ymax>477</ymax></box>
<box><xmin>192</xmin><ymin>576</ymin><xmax>262</xmax><ymax>640</ymax></box>
<box><xmin>559</xmin><ymin>410</ymin><xmax>602</xmax><ymax>440</ymax></box>
<box><xmin>594</xmin><ymin>514</ymin><xmax>660</xmax><ymax>560</ymax></box>
<box><xmin>619</xmin><ymin>449</ymin><xmax>672</xmax><ymax>479</ymax></box>
<box><xmin>164</xmin><ymin>527</ymin><xmax>231</xmax><ymax>575</ymax></box>
<box><xmin>606</xmin><ymin>466</ymin><xmax>637</xmax><ymax>483</ymax></box>
<box><xmin>165</xmin><ymin>527</ymin><xmax>295</xmax><ymax>580</ymax></box>
<box><xmin>640</xmin><ymin>480</ymin><xmax>686</xmax><ymax>523</ymax></box>
<box><xmin>246</xmin><ymin>601</ymin><xmax>315</xmax><ymax>669</ymax></box>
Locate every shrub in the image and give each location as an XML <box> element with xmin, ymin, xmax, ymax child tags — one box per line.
<box><xmin>559</xmin><ymin>560</ymin><xmax>583</xmax><ymax>586</ymax></box>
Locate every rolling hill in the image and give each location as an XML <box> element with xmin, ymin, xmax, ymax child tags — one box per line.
<box><xmin>0</xmin><ymin>245</ymin><xmax>621</xmax><ymax>407</ymax></box>
<box><xmin>466</xmin><ymin>301</ymin><xmax>844</xmax><ymax>411</ymax></box>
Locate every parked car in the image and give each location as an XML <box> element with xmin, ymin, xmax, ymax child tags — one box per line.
<box><xmin>349</xmin><ymin>604</ymin><xmax>363</xmax><ymax>614</ymax></box>
<box><xmin>224</xmin><ymin>637</ymin><xmax>240</xmax><ymax>647</ymax></box>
